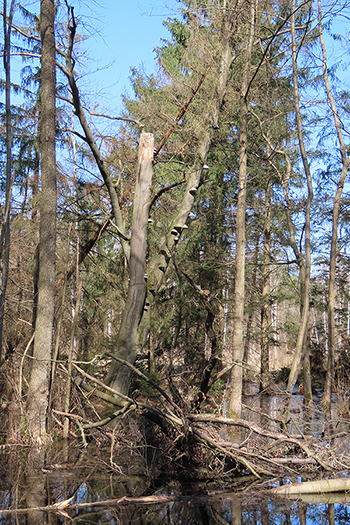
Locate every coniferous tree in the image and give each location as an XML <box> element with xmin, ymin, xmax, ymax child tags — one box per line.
<box><xmin>26</xmin><ymin>0</ymin><xmax>56</xmax><ymax>439</ymax></box>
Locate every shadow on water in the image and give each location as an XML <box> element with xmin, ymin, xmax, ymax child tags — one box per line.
<box><xmin>1</xmin><ymin>387</ymin><xmax>350</xmax><ymax>524</ymax></box>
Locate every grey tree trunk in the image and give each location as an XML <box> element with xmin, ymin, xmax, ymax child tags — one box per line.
<box><xmin>282</xmin><ymin>0</ymin><xmax>313</xmax><ymax>418</ymax></box>
<box><xmin>26</xmin><ymin>0</ymin><xmax>56</xmax><ymax>440</ymax></box>
<box><xmin>229</xmin><ymin>0</ymin><xmax>256</xmax><ymax>418</ymax></box>
<box><xmin>260</xmin><ymin>178</ymin><xmax>272</xmax><ymax>392</ymax></box>
<box><xmin>0</xmin><ymin>0</ymin><xmax>16</xmax><ymax>361</ymax></box>
<box><xmin>105</xmin><ymin>133</ymin><xmax>154</xmax><ymax>397</ymax></box>
<box><xmin>318</xmin><ymin>0</ymin><xmax>350</xmax><ymax>410</ymax></box>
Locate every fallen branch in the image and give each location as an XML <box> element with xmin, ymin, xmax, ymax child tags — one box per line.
<box><xmin>70</xmin><ymin>363</ymin><xmax>183</xmax><ymax>428</ymax></box>
<box><xmin>188</xmin><ymin>414</ymin><xmax>332</xmax><ymax>471</ymax></box>
<box><xmin>192</xmin><ymin>427</ymin><xmax>271</xmax><ymax>478</ymax></box>
<box><xmin>0</xmin><ymin>492</ymin><xmax>230</xmax><ymax>515</ymax></box>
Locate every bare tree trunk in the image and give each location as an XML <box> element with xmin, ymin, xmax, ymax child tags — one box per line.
<box><xmin>229</xmin><ymin>0</ymin><xmax>256</xmax><ymax>418</ymax></box>
<box><xmin>26</xmin><ymin>0</ymin><xmax>56</xmax><ymax>440</ymax></box>
<box><xmin>63</xmin><ymin>277</ymin><xmax>82</xmax><ymax>438</ymax></box>
<box><xmin>303</xmin><ymin>343</ymin><xmax>312</xmax><ymax>406</ymax></box>
<box><xmin>261</xmin><ymin>178</ymin><xmax>272</xmax><ymax>391</ymax></box>
<box><xmin>243</xmin><ymin>229</ymin><xmax>260</xmax><ymax>366</ymax></box>
<box><xmin>282</xmin><ymin>0</ymin><xmax>313</xmax><ymax>418</ymax></box>
<box><xmin>318</xmin><ymin>0</ymin><xmax>350</xmax><ymax>410</ymax></box>
<box><xmin>105</xmin><ymin>133</ymin><xmax>153</xmax><ymax>397</ymax></box>
<box><xmin>0</xmin><ymin>0</ymin><xmax>16</xmax><ymax>361</ymax></box>
<box><xmin>64</xmin><ymin>3</ymin><xmax>236</xmax><ymax>399</ymax></box>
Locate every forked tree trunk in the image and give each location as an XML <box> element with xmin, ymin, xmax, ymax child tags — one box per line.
<box><xmin>26</xmin><ymin>0</ymin><xmax>56</xmax><ymax>440</ymax></box>
<box><xmin>64</xmin><ymin>4</ymin><xmax>236</xmax><ymax>395</ymax></box>
<box><xmin>105</xmin><ymin>133</ymin><xmax>154</xmax><ymax>397</ymax></box>
<box><xmin>139</xmin><ymin>7</ymin><xmax>235</xmax><ymax>352</ymax></box>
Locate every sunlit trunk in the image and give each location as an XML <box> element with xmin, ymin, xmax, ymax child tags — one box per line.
<box><xmin>105</xmin><ymin>133</ymin><xmax>153</xmax><ymax>397</ymax></box>
<box><xmin>317</xmin><ymin>0</ymin><xmax>350</xmax><ymax>410</ymax></box>
<box><xmin>27</xmin><ymin>0</ymin><xmax>57</xmax><ymax>440</ymax></box>
<box><xmin>261</xmin><ymin>178</ymin><xmax>272</xmax><ymax>392</ymax></box>
<box><xmin>229</xmin><ymin>0</ymin><xmax>256</xmax><ymax>418</ymax></box>
<box><xmin>282</xmin><ymin>0</ymin><xmax>313</xmax><ymax>418</ymax></box>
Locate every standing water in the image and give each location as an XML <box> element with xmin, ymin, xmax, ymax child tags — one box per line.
<box><xmin>1</xmin><ymin>386</ymin><xmax>350</xmax><ymax>524</ymax></box>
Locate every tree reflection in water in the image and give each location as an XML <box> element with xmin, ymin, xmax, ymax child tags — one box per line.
<box><xmin>0</xmin><ymin>420</ymin><xmax>350</xmax><ymax>524</ymax></box>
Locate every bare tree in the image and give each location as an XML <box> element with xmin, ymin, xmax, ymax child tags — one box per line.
<box><xmin>105</xmin><ymin>133</ymin><xmax>154</xmax><ymax>396</ymax></box>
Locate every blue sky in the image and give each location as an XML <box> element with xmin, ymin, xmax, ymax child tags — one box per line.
<box><xmin>76</xmin><ymin>0</ymin><xmax>178</xmax><ymax>113</ymax></box>
<box><xmin>7</xmin><ymin>1</ymin><xmax>177</xmax><ymax>114</ymax></box>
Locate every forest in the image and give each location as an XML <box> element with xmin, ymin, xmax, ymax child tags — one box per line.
<box><xmin>1</xmin><ymin>0</ymin><xmax>350</xmax><ymax>495</ymax></box>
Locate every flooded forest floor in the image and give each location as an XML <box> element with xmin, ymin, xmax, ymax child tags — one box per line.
<box><xmin>1</xmin><ymin>376</ymin><xmax>350</xmax><ymax>523</ymax></box>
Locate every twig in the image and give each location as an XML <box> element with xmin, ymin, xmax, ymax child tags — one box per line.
<box><xmin>19</xmin><ymin>332</ymin><xmax>35</xmax><ymax>399</ymax></box>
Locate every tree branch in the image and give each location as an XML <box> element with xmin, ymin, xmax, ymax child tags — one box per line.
<box><xmin>63</xmin><ymin>3</ymin><xmax>130</xmax><ymax>262</ymax></box>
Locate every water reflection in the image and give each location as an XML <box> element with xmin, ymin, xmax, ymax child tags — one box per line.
<box><xmin>1</xmin><ymin>386</ymin><xmax>350</xmax><ymax>523</ymax></box>
<box><xmin>240</xmin><ymin>382</ymin><xmax>350</xmax><ymax>439</ymax></box>
<box><xmin>25</xmin><ymin>448</ymin><xmax>47</xmax><ymax>525</ymax></box>
<box><xmin>1</xmin><ymin>458</ymin><xmax>350</xmax><ymax>524</ymax></box>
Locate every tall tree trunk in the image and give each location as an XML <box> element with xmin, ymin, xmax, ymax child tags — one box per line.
<box><xmin>303</xmin><ymin>343</ymin><xmax>312</xmax><ymax>406</ymax></box>
<box><xmin>260</xmin><ymin>178</ymin><xmax>272</xmax><ymax>392</ymax></box>
<box><xmin>229</xmin><ymin>0</ymin><xmax>256</xmax><ymax>418</ymax></box>
<box><xmin>318</xmin><ymin>0</ymin><xmax>350</xmax><ymax>410</ymax></box>
<box><xmin>139</xmin><ymin>6</ymin><xmax>235</xmax><ymax>355</ymax></box>
<box><xmin>281</xmin><ymin>0</ymin><xmax>314</xmax><ymax>418</ymax></box>
<box><xmin>26</xmin><ymin>0</ymin><xmax>56</xmax><ymax>440</ymax></box>
<box><xmin>0</xmin><ymin>0</ymin><xmax>16</xmax><ymax>361</ymax></box>
<box><xmin>105</xmin><ymin>133</ymin><xmax>154</xmax><ymax>397</ymax></box>
<box><xmin>243</xmin><ymin>229</ymin><xmax>260</xmax><ymax>366</ymax></box>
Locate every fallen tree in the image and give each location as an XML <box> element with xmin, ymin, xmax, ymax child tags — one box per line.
<box><xmin>51</xmin><ymin>356</ymin><xmax>350</xmax><ymax>484</ymax></box>
<box><xmin>270</xmin><ymin>477</ymin><xmax>350</xmax><ymax>496</ymax></box>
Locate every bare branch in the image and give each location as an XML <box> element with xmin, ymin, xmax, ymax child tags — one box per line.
<box><xmin>63</xmin><ymin>4</ymin><xmax>130</xmax><ymax>261</ymax></box>
<box><xmin>86</xmin><ymin>107</ymin><xmax>144</xmax><ymax>128</ymax></box>
<box><xmin>154</xmin><ymin>60</ymin><xmax>214</xmax><ymax>158</ymax></box>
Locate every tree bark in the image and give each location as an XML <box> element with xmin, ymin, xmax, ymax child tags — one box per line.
<box><xmin>229</xmin><ymin>0</ymin><xmax>256</xmax><ymax>418</ymax></box>
<box><xmin>26</xmin><ymin>0</ymin><xmax>56</xmax><ymax>440</ymax></box>
<box><xmin>282</xmin><ymin>0</ymin><xmax>313</xmax><ymax>418</ymax></box>
<box><xmin>318</xmin><ymin>0</ymin><xmax>350</xmax><ymax>410</ymax></box>
<box><xmin>271</xmin><ymin>478</ymin><xmax>350</xmax><ymax>496</ymax></box>
<box><xmin>105</xmin><ymin>133</ymin><xmax>153</xmax><ymax>396</ymax></box>
<box><xmin>260</xmin><ymin>173</ymin><xmax>272</xmax><ymax>391</ymax></box>
<box><xmin>0</xmin><ymin>0</ymin><xmax>16</xmax><ymax>361</ymax></box>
